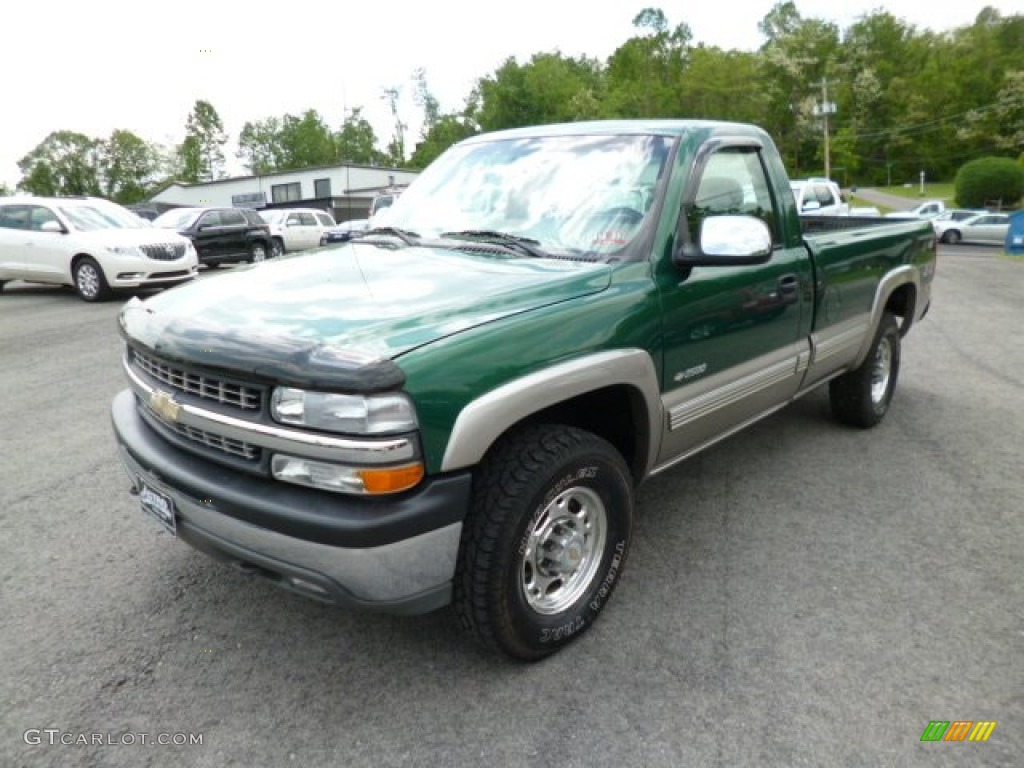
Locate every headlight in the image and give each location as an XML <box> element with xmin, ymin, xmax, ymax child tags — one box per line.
<box><xmin>107</xmin><ymin>245</ymin><xmax>144</xmax><ymax>258</ymax></box>
<box><xmin>271</xmin><ymin>388</ymin><xmax>417</xmax><ymax>435</ymax></box>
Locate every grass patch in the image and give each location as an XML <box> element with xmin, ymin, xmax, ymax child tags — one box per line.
<box><xmin>847</xmin><ymin>194</ymin><xmax>893</xmax><ymax>215</ymax></box>
<box><xmin>876</xmin><ymin>183</ymin><xmax>956</xmax><ymax>202</ymax></box>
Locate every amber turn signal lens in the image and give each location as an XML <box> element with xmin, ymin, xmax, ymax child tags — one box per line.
<box><xmin>358</xmin><ymin>463</ymin><xmax>425</xmax><ymax>494</ymax></box>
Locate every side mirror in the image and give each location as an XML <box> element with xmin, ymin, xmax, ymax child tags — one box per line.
<box><xmin>40</xmin><ymin>220</ymin><xmax>64</xmax><ymax>233</ymax></box>
<box><xmin>802</xmin><ymin>200</ymin><xmax>821</xmax><ymax>212</ymax></box>
<box><xmin>674</xmin><ymin>215</ymin><xmax>773</xmax><ymax>268</ymax></box>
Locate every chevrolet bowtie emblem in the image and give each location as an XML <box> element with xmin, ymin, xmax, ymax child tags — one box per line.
<box><xmin>150</xmin><ymin>390</ymin><xmax>181</xmax><ymax>423</ymax></box>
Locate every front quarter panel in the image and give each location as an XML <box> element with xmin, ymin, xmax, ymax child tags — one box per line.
<box><xmin>396</xmin><ymin>262</ymin><xmax>663</xmax><ymax>476</ymax></box>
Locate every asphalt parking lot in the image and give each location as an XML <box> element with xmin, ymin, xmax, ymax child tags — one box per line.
<box><xmin>1</xmin><ymin>245</ymin><xmax>1021</xmax><ymax>767</ymax></box>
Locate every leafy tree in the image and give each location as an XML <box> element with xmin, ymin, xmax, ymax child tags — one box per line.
<box><xmin>335</xmin><ymin>108</ymin><xmax>387</xmax><ymax>165</ymax></box>
<box><xmin>472</xmin><ymin>52</ymin><xmax>605</xmax><ymax>131</ymax></box>
<box><xmin>955</xmin><ymin>156</ymin><xmax>1024</xmax><ymax>207</ymax></box>
<box><xmin>17</xmin><ymin>130</ymin><xmax>103</xmax><ymax>196</ymax></box>
<box><xmin>0</xmin><ymin>182</ymin><xmax>11</xmax><ymax>196</ymax></box>
<box><xmin>237</xmin><ymin>117</ymin><xmax>284</xmax><ymax>175</ymax></box>
<box><xmin>178</xmin><ymin>100</ymin><xmax>227</xmax><ymax>182</ymax></box>
<box><xmin>277</xmin><ymin>110</ymin><xmax>337</xmax><ymax>170</ymax></box>
<box><xmin>605</xmin><ymin>8</ymin><xmax>691</xmax><ymax>117</ymax></box>
<box><xmin>408</xmin><ymin>69</ymin><xmax>477</xmax><ymax>169</ymax></box>
<box><xmin>101</xmin><ymin>130</ymin><xmax>161</xmax><ymax>203</ymax></box>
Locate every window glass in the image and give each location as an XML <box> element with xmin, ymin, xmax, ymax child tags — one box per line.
<box><xmin>0</xmin><ymin>205</ymin><xmax>31</xmax><ymax>230</ymax></box>
<box><xmin>198</xmin><ymin>211</ymin><xmax>222</xmax><ymax>228</ymax></box>
<box><xmin>220</xmin><ymin>210</ymin><xmax>246</xmax><ymax>226</ymax></box>
<box><xmin>298</xmin><ymin>213</ymin><xmax>317</xmax><ymax>226</ymax></box>
<box><xmin>29</xmin><ymin>206</ymin><xmax>61</xmax><ymax>231</ymax></box>
<box><xmin>271</xmin><ymin>182</ymin><xmax>301</xmax><ymax>203</ymax></box>
<box><xmin>314</xmin><ymin>178</ymin><xmax>331</xmax><ymax>198</ymax></box>
<box><xmin>286</xmin><ymin>213</ymin><xmax>302</xmax><ymax>225</ymax></box>
<box><xmin>690</xmin><ymin>147</ymin><xmax>778</xmax><ymax>243</ymax></box>
<box><xmin>315</xmin><ymin>213</ymin><xmax>334</xmax><ymax>227</ymax></box>
<box><xmin>814</xmin><ymin>185</ymin><xmax>835</xmax><ymax>206</ymax></box>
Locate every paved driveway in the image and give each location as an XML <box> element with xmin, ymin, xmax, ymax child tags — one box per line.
<box><xmin>1</xmin><ymin>249</ymin><xmax>1021</xmax><ymax>767</ymax></box>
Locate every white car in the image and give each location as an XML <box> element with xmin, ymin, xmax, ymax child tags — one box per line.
<box><xmin>259</xmin><ymin>208</ymin><xmax>337</xmax><ymax>257</ymax></box>
<box><xmin>790</xmin><ymin>179</ymin><xmax>849</xmax><ymax>216</ymax></box>
<box><xmin>0</xmin><ymin>196</ymin><xmax>198</xmax><ymax>301</ymax></box>
<box><xmin>884</xmin><ymin>200</ymin><xmax>946</xmax><ymax>220</ymax></box>
<box><xmin>933</xmin><ymin>212</ymin><xmax>1010</xmax><ymax>245</ymax></box>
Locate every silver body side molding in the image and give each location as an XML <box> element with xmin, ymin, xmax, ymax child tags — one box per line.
<box><xmin>441</xmin><ymin>349</ymin><xmax>663</xmax><ymax>474</ymax></box>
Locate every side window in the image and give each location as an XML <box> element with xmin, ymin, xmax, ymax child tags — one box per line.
<box><xmin>690</xmin><ymin>147</ymin><xmax>779</xmax><ymax>244</ymax></box>
<box><xmin>814</xmin><ymin>185</ymin><xmax>835</xmax><ymax>207</ymax></box>
<box><xmin>198</xmin><ymin>211</ymin><xmax>222</xmax><ymax>228</ymax></box>
<box><xmin>0</xmin><ymin>205</ymin><xmax>31</xmax><ymax>230</ymax></box>
<box><xmin>286</xmin><ymin>213</ymin><xmax>303</xmax><ymax>226</ymax></box>
<box><xmin>220</xmin><ymin>210</ymin><xmax>246</xmax><ymax>227</ymax></box>
<box><xmin>298</xmin><ymin>212</ymin><xmax>317</xmax><ymax>226</ymax></box>
<box><xmin>28</xmin><ymin>206</ymin><xmax>61</xmax><ymax>231</ymax></box>
<box><xmin>315</xmin><ymin>213</ymin><xmax>334</xmax><ymax>227</ymax></box>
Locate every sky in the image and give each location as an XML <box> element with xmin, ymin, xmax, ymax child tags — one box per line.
<box><xmin>2</xmin><ymin>0</ymin><xmax>1018</xmax><ymax>188</ymax></box>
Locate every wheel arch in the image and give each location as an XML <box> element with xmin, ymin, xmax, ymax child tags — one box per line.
<box><xmin>440</xmin><ymin>349</ymin><xmax>663</xmax><ymax>484</ymax></box>
<box><xmin>70</xmin><ymin>252</ymin><xmax>105</xmax><ymax>284</ymax></box>
<box><xmin>849</xmin><ymin>266</ymin><xmax>920</xmax><ymax>369</ymax></box>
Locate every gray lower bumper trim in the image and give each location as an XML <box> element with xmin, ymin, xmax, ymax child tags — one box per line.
<box><xmin>120</xmin><ymin>447</ymin><xmax>460</xmax><ymax>614</ymax></box>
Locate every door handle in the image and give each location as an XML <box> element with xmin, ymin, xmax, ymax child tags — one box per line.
<box><xmin>777</xmin><ymin>274</ymin><xmax>799</xmax><ymax>304</ymax></box>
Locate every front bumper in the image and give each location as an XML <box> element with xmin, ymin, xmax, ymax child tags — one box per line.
<box><xmin>111</xmin><ymin>389</ymin><xmax>471</xmax><ymax>614</ymax></box>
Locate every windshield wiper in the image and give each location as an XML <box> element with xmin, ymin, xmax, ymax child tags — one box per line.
<box><xmin>441</xmin><ymin>230</ymin><xmax>548</xmax><ymax>259</ymax></box>
<box><xmin>352</xmin><ymin>227</ymin><xmax>421</xmax><ymax>246</ymax></box>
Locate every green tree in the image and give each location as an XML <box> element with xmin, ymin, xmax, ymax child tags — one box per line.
<box><xmin>604</xmin><ymin>8</ymin><xmax>691</xmax><ymax>117</ymax></box>
<box><xmin>277</xmin><ymin>109</ymin><xmax>337</xmax><ymax>170</ymax></box>
<box><xmin>0</xmin><ymin>182</ymin><xmax>12</xmax><ymax>196</ymax></box>
<box><xmin>408</xmin><ymin>69</ymin><xmax>477</xmax><ymax>168</ymax></box>
<box><xmin>101</xmin><ymin>130</ymin><xmax>161</xmax><ymax>203</ymax></box>
<box><xmin>472</xmin><ymin>52</ymin><xmax>605</xmax><ymax>131</ymax></box>
<box><xmin>335</xmin><ymin>108</ymin><xmax>387</xmax><ymax>165</ymax></box>
<box><xmin>177</xmin><ymin>100</ymin><xmax>227</xmax><ymax>182</ymax></box>
<box><xmin>237</xmin><ymin>117</ymin><xmax>284</xmax><ymax>175</ymax></box>
<box><xmin>17</xmin><ymin>130</ymin><xmax>103</xmax><ymax>196</ymax></box>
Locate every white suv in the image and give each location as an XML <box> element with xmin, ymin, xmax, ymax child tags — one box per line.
<box><xmin>0</xmin><ymin>197</ymin><xmax>198</xmax><ymax>301</ymax></box>
<box><xmin>259</xmin><ymin>208</ymin><xmax>336</xmax><ymax>257</ymax></box>
<box><xmin>790</xmin><ymin>179</ymin><xmax>850</xmax><ymax>216</ymax></box>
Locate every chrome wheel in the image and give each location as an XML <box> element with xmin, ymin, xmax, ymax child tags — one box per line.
<box><xmin>76</xmin><ymin>262</ymin><xmax>101</xmax><ymax>299</ymax></box>
<box><xmin>520</xmin><ymin>486</ymin><xmax>607</xmax><ymax>615</ymax></box>
<box><xmin>870</xmin><ymin>335</ymin><xmax>893</xmax><ymax>405</ymax></box>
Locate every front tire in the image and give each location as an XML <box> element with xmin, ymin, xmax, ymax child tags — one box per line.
<box><xmin>455</xmin><ymin>424</ymin><xmax>633</xmax><ymax>660</ymax></box>
<box><xmin>942</xmin><ymin>229</ymin><xmax>961</xmax><ymax>244</ymax></box>
<box><xmin>830</xmin><ymin>312</ymin><xmax>901</xmax><ymax>428</ymax></box>
<box><xmin>270</xmin><ymin>238</ymin><xmax>285</xmax><ymax>259</ymax></box>
<box><xmin>73</xmin><ymin>257</ymin><xmax>110</xmax><ymax>302</ymax></box>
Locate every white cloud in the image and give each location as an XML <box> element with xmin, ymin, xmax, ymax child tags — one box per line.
<box><xmin>1</xmin><ymin>0</ymin><xmax>1016</xmax><ymax>187</ymax></box>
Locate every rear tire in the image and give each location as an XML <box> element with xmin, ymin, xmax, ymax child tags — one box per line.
<box><xmin>830</xmin><ymin>312</ymin><xmax>901</xmax><ymax>428</ymax></box>
<box><xmin>73</xmin><ymin>257</ymin><xmax>111</xmax><ymax>302</ymax></box>
<box><xmin>455</xmin><ymin>424</ymin><xmax>633</xmax><ymax>660</ymax></box>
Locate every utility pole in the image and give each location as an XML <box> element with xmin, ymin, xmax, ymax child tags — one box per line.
<box><xmin>813</xmin><ymin>78</ymin><xmax>837</xmax><ymax>180</ymax></box>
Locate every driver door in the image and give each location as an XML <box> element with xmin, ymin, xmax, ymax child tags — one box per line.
<box><xmin>656</xmin><ymin>143</ymin><xmax>813</xmax><ymax>465</ymax></box>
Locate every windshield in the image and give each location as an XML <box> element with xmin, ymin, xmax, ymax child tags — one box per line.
<box><xmin>59</xmin><ymin>203</ymin><xmax>150</xmax><ymax>231</ymax></box>
<box><xmin>376</xmin><ymin>133</ymin><xmax>672</xmax><ymax>258</ymax></box>
<box><xmin>153</xmin><ymin>208</ymin><xmax>202</xmax><ymax>230</ymax></box>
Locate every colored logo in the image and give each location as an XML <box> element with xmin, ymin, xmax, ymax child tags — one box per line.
<box><xmin>920</xmin><ymin>721</ymin><xmax>997</xmax><ymax>742</ymax></box>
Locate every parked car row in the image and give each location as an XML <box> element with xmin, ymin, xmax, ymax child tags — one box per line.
<box><xmin>932</xmin><ymin>211</ymin><xmax>1010</xmax><ymax>245</ymax></box>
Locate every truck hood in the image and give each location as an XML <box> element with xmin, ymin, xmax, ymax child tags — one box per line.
<box><xmin>120</xmin><ymin>244</ymin><xmax>611</xmax><ymax>391</ymax></box>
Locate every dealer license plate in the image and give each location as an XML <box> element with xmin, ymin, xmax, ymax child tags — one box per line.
<box><xmin>139</xmin><ymin>482</ymin><xmax>176</xmax><ymax>535</ymax></box>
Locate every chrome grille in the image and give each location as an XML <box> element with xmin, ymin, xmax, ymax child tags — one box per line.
<box><xmin>144</xmin><ymin>405</ymin><xmax>261</xmax><ymax>460</ymax></box>
<box><xmin>132</xmin><ymin>349</ymin><xmax>261</xmax><ymax>411</ymax></box>
<box><xmin>140</xmin><ymin>243</ymin><xmax>187</xmax><ymax>261</ymax></box>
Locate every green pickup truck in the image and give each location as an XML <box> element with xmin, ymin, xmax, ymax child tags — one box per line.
<box><xmin>111</xmin><ymin>120</ymin><xmax>936</xmax><ymax>659</ymax></box>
